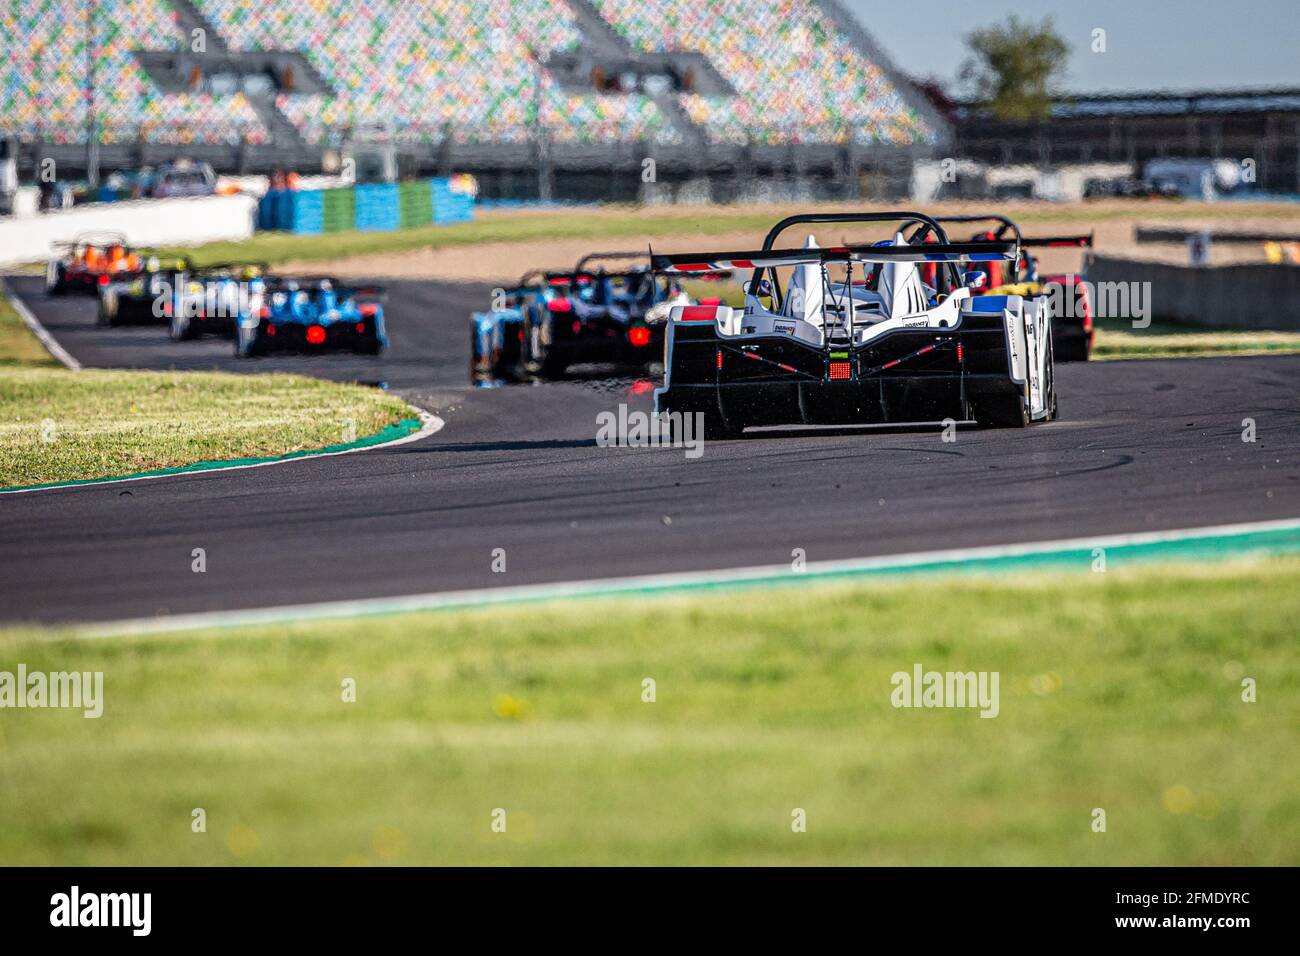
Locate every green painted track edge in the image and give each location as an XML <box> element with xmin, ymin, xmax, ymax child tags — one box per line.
<box><xmin>0</xmin><ymin>416</ymin><xmax>423</xmax><ymax>493</ymax></box>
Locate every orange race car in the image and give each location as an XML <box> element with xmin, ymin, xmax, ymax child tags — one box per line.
<box><xmin>45</xmin><ymin>233</ymin><xmax>148</xmax><ymax>296</ymax></box>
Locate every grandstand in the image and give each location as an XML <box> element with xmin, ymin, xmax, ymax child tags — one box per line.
<box><xmin>1</xmin><ymin>0</ymin><xmax>268</xmax><ymax>146</ymax></box>
<box><xmin>0</xmin><ymin>0</ymin><xmax>946</xmax><ymax>201</ymax></box>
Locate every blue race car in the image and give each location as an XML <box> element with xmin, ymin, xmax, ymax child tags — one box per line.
<box><xmin>470</xmin><ymin>252</ymin><xmax>699</xmax><ymax>383</ymax></box>
<box><xmin>235</xmin><ymin>277</ymin><xmax>388</xmax><ymax>357</ymax></box>
<box><xmin>470</xmin><ymin>269</ymin><xmax>567</xmax><ymax>383</ymax></box>
<box><xmin>170</xmin><ymin>262</ymin><xmax>270</xmax><ymax>340</ymax></box>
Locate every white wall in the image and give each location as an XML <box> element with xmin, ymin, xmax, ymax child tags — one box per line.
<box><xmin>0</xmin><ymin>194</ymin><xmax>258</xmax><ymax>268</ymax></box>
<box><xmin>910</xmin><ymin>159</ymin><xmax>1135</xmax><ymax>202</ymax></box>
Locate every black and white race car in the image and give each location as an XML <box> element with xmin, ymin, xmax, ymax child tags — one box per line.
<box><xmin>652</xmin><ymin>211</ymin><xmax>1056</xmax><ymax>439</ymax></box>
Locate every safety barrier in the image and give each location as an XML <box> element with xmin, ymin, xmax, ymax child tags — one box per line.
<box><xmin>1089</xmin><ymin>255</ymin><xmax>1300</xmax><ymax>330</ymax></box>
<box><xmin>0</xmin><ymin>194</ymin><xmax>258</xmax><ymax>268</ymax></box>
<box><xmin>258</xmin><ymin>178</ymin><xmax>475</xmax><ymax>234</ymax></box>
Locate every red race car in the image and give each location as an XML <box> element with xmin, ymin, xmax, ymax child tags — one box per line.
<box><xmin>45</xmin><ymin>232</ymin><xmax>148</xmax><ymax>296</ymax></box>
<box><xmin>932</xmin><ymin>217</ymin><xmax>1095</xmax><ymax>362</ymax></box>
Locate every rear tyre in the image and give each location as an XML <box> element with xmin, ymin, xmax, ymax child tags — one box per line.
<box><xmin>98</xmin><ymin>294</ymin><xmax>119</xmax><ymax>327</ymax></box>
<box><xmin>536</xmin><ymin>326</ymin><xmax>570</xmax><ymax>379</ymax></box>
<box><xmin>46</xmin><ymin>262</ymin><xmax>65</xmax><ymax>296</ymax></box>
<box><xmin>701</xmin><ymin>412</ymin><xmax>744</xmax><ymax>441</ymax></box>
<box><xmin>1045</xmin><ymin>328</ymin><xmax>1058</xmax><ymax>421</ymax></box>
<box><xmin>663</xmin><ymin>403</ymin><xmax>743</xmax><ymax>442</ymax></box>
<box><xmin>523</xmin><ymin>306</ymin><xmax>548</xmax><ymax>376</ymax></box>
<box><xmin>234</xmin><ymin>327</ymin><xmax>261</xmax><ymax>358</ymax></box>
<box><xmin>974</xmin><ymin>394</ymin><xmax>1030</xmax><ymax>428</ymax></box>
<box><xmin>528</xmin><ymin>308</ymin><xmax>572</xmax><ymax>378</ymax></box>
<box><xmin>497</xmin><ymin>330</ymin><xmax>527</xmax><ymax>380</ymax></box>
<box><xmin>539</xmin><ymin>349</ymin><xmax>568</xmax><ymax>379</ymax></box>
<box><xmin>1054</xmin><ymin>332</ymin><xmax>1090</xmax><ymax>362</ymax></box>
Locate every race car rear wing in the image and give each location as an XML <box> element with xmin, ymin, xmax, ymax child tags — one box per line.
<box><xmin>135</xmin><ymin>254</ymin><xmax>192</xmax><ymax>273</ymax></box>
<box><xmin>948</xmin><ymin>228</ymin><xmax>1092</xmax><ymax>250</ymax></box>
<box><xmin>266</xmin><ymin>276</ymin><xmax>386</xmax><ymax>298</ymax></box>
<box><xmin>64</xmin><ymin>230</ymin><xmax>130</xmax><ymax>248</ymax></box>
<box><xmin>573</xmin><ymin>251</ymin><xmax>650</xmax><ymax>273</ymax></box>
<box><xmin>193</xmin><ymin>261</ymin><xmax>270</xmax><ymax>278</ymax></box>
<box><xmin>1020</xmin><ymin>234</ymin><xmax>1094</xmax><ymax>248</ymax></box>
<box><xmin>929</xmin><ymin>215</ymin><xmax>1023</xmax><ymax>245</ymax></box>
<box><xmin>50</xmin><ymin>232</ymin><xmax>133</xmax><ymax>256</ymax></box>
<box><xmin>650</xmin><ymin>240</ymin><xmax>1018</xmax><ymax>274</ymax></box>
<box><xmin>541</xmin><ymin>267</ymin><xmax>670</xmax><ymax>285</ymax></box>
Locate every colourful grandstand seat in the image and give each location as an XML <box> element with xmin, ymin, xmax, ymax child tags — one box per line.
<box><xmin>194</xmin><ymin>0</ymin><xmax>672</xmax><ymax>145</ymax></box>
<box><xmin>591</xmin><ymin>0</ymin><xmax>936</xmax><ymax>146</ymax></box>
<box><xmin>0</xmin><ymin>0</ymin><xmax>267</xmax><ymax>145</ymax></box>
<box><xmin>0</xmin><ymin>1</ymin><xmax>932</xmax><ymax>150</ymax></box>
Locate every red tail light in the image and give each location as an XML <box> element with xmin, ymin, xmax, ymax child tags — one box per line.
<box><xmin>355</xmin><ymin>322</ymin><xmax>366</xmax><ymax>334</ymax></box>
<box><xmin>957</xmin><ymin>344</ymin><xmax>964</xmax><ymax>362</ymax></box>
<box><xmin>265</xmin><ymin>324</ymin><xmax>276</xmax><ymax>337</ymax></box>
<box><xmin>628</xmin><ymin>327</ymin><xmax>651</xmax><ymax>347</ymax></box>
<box><xmin>305</xmin><ymin>325</ymin><xmax>326</xmax><ymax>345</ymax></box>
<box><xmin>97</xmin><ymin>274</ymin><xmax>110</xmax><ymax>286</ymax></box>
<box><xmin>829</xmin><ymin>361</ymin><xmax>851</xmax><ymax>381</ymax></box>
<box><xmin>548</xmin><ymin>297</ymin><xmax>573</xmax><ymax>312</ymax></box>
<box><xmin>358</xmin><ymin>303</ymin><xmax>378</xmax><ymax>317</ymax></box>
<box><xmin>716</xmin><ymin>350</ymin><xmax>723</xmax><ymax>369</ymax></box>
<box><xmin>259</xmin><ymin>306</ymin><xmax>270</xmax><ymax>319</ymax></box>
<box><xmin>678</xmin><ymin>306</ymin><xmax>718</xmax><ymax>323</ymax></box>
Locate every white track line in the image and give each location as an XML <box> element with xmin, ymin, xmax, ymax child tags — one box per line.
<box><xmin>78</xmin><ymin>516</ymin><xmax>1300</xmax><ymax>638</ymax></box>
<box><xmin>0</xmin><ymin>410</ymin><xmax>444</xmax><ymax>496</ymax></box>
<box><xmin>1</xmin><ymin>276</ymin><xmax>82</xmax><ymax>369</ymax></box>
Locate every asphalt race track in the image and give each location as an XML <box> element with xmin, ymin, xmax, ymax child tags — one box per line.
<box><xmin>3</xmin><ymin>274</ymin><xmax>1298</xmax><ymax>626</ymax></box>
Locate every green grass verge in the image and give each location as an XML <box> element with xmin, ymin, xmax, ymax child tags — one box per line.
<box><xmin>0</xmin><ymin>285</ymin><xmax>412</xmax><ymax>488</ymax></box>
<box><xmin>0</xmin><ymin>285</ymin><xmax>59</xmax><ymax>368</ymax></box>
<box><xmin>1</xmin><ymin>559</ymin><xmax>1294</xmax><ymax>865</ymax></box>
<box><xmin>1094</xmin><ymin>319</ymin><xmax>1300</xmax><ymax>360</ymax></box>
<box><xmin>0</xmin><ymin>367</ymin><xmax>411</xmax><ymax>488</ymax></box>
